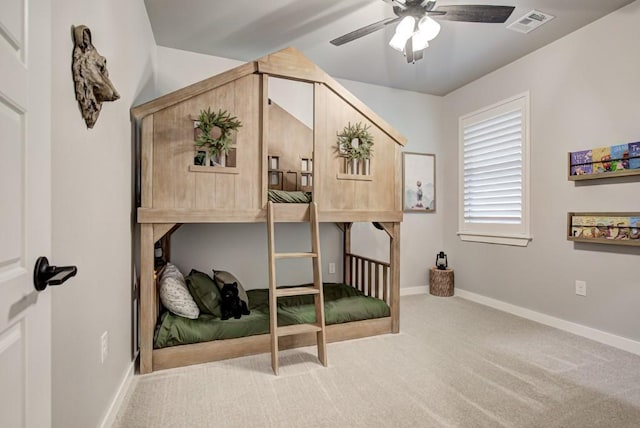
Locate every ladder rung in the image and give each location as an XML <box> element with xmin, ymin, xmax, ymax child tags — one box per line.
<box><xmin>275</xmin><ymin>286</ymin><xmax>320</xmax><ymax>297</ymax></box>
<box><xmin>275</xmin><ymin>252</ymin><xmax>317</xmax><ymax>259</ymax></box>
<box><xmin>276</xmin><ymin>323</ymin><xmax>322</xmax><ymax>337</ymax></box>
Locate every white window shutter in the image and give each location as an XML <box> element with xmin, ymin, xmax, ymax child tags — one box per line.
<box><xmin>463</xmin><ymin>110</ymin><xmax>522</xmax><ymax>224</ymax></box>
<box><xmin>458</xmin><ymin>93</ymin><xmax>531</xmax><ymax>246</ymax></box>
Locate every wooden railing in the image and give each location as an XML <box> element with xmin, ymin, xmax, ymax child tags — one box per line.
<box><xmin>344</xmin><ymin>253</ymin><xmax>391</xmax><ymax>305</ymax></box>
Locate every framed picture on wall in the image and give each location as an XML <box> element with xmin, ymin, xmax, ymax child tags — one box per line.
<box><xmin>403</xmin><ymin>152</ymin><xmax>435</xmax><ymax>212</ymax></box>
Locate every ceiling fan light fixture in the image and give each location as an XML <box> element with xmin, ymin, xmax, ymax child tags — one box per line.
<box><xmin>411</xmin><ymin>32</ymin><xmax>429</xmax><ymax>52</ymax></box>
<box><xmin>396</xmin><ymin>15</ymin><xmax>417</xmax><ymax>36</ymax></box>
<box><xmin>417</xmin><ymin>16</ymin><xmax>441</xmax><ymax>41</ymax></box>
<box><xmin>389</xmin><ymin>32</ymin><xmax>409</xmax><ymax>52</ymax></box>
<box><xmin>388</xmin><ymin>16</ymin><xmax>416</xmax><ymax>52</ymax></box>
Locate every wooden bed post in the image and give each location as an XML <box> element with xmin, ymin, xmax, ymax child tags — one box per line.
<box><xmin>379</xmin><ymin>222</ymin><xmax>401</xmax><ymax>333</ymax></box>
<box><xmin>260</xmin><ymin>73</ymin><xmax>269</xmax><ymax>206</ymax></box>
<box><xmin>343</xmin><ymin>223</ymin><xmax>352</xmax><ymax>284</ymax></box>
<box><xmin>390</xmin><ymin>222</ymin><xmax>400</xmax><ymax>333</ymax></box>
<box><xmin>140</xmin><ymin>223</ymin><xmax>155</xmax><ymax>374</ymax></box>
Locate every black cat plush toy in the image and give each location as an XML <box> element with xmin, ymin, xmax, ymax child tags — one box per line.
<box><xmin>220</xmin><ymin>282</ymin><xmax>250</xmax><ymax>320</ymax></box>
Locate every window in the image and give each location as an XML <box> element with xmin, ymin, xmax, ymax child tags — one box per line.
<box><xmin>458</xmin><ymin>92</ymin><xmax>531</xmax><ymax>246</ymax></box>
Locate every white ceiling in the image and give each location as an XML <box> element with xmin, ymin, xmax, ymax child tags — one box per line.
<box><xmin>144</xmin><ymin>0</ymin><xmax>634</xmax><ymax>96</ymax></box>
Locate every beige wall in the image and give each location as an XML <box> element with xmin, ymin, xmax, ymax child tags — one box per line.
<box><xmin>51</xmin><ymin>1</ymin><xmax>156</xmax><ymax>427</ymax></box>
<box><xmin>442</xmin><ymin>1</ymin><xmax>640</xmax><ymax>341</ymax></box>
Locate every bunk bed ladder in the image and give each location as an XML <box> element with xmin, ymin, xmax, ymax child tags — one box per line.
<box><xmin>266</xmin><ymin>201</ymin><xmax>327</xmax><ymax>375</ymax></box>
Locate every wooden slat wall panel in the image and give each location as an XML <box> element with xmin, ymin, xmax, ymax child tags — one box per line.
<box><xmin>234</xmin><ymin>74</ymin><xmax>260</xmax><ymax>210</ymax></box>
<box><xmin>193</xmin><ymin>81</ymin><xmax>235</xmax><ymax>209</ymax></box>
<box><xmin>131</xmin><ymin>62</ymin><xmax>257</xmax><ymax>120</ymax></box>
<box><xmin>152</xmin><ymin>110</ymin><xmax>177</xmax><ymax>209</ymax></box>
<box><xmin>151</xmin><ymin>75</ymin><xmax>261</xmax><ymax>212</ymax></box>
<box><xmin>140</xmin><ymin>115</ymin><xmax>154</xmax><ymax>207</ymax></box>
<box><xmin>316</xmin><ymin>85</ymin><xmax>398</xmax><ymax>214</ymax></box>
<box><xmin>173</xmin><ymin>101</ymin><xmax>196</xmax><ymax>210</ymax></box>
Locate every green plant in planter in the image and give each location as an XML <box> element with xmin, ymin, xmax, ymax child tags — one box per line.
<box><xmin>195</xmin><ymin>107</ymin><xmax>243</xmax><ymax>157</ymax></box>
<box><xmin>336</xmin><ymin>121</ymin><xmax>374</xmax><ymax>160</ymax></box>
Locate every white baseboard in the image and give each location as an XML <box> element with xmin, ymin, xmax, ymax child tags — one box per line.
<box><xmin>455</xmin><ymin>288</ymin><xmax>640</xmax><ymax>356</ymax></box>
<box><xmin>401</xmin><ymin>285</ymin><xmax>429</xmax><ymax>296</ymax></box>
<box><xmin>100</xmin><ymin>361</ymin><xmax>136</xmax><ymax>428</ymax></box>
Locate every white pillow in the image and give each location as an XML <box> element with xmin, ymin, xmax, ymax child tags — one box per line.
<box><xmin>159</xmin><ymin>263</ymin><xmax>200</xmax><ymax>319</ymax></box>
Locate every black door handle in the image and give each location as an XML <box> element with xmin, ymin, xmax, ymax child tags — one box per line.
<box><xmin>33</xmin><ymin>257</ymin><xmax>77</xmax><ymax>291</ymax></box>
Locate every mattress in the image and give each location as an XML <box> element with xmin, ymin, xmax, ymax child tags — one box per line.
<box><xmin>154</xmin><ymin>283</ymin><xmax>390</xmax><ymax>348</ymax></box>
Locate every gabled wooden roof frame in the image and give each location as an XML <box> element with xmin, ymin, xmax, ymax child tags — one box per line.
<box><xmin>130</xmin><ymin>47</ymin><xmax>406</xmax><ymax>146</ymax></box>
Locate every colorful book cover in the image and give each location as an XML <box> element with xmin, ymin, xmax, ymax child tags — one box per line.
<box><xmin>610</xmin><ymin>144</ymin><xmax>629</xmax><ymax>171</ymax></box>
<box><xmin>570</xmin><ymin>226</ymin><xmax>583</xmax><ymax>238</ymax></box>
<box><xmin>629</xmin><ymin>142</ymin><xmax>640</xmax><ymax>169</ymax></box>
<box><xmin>602</xmin><ymin>217</ymin><xmax>628</xmax><ymax>239</ymax></box>
<box><xmin>570</xmin><ymin>150</ymin><xmax>592</xmax><ymax>175</ymax></box>
<box><xmin>585</xmin><ymin>216</ymin><xmax>598</xmax><ymax>227</ymax></box>
<box><xmin>592</xmin><ymin>217</ymin><xmax>609</xmax><ymax>238</ymax></box>
<box><xmin>592</xmin><ymin>146</ymin><xmax>612</xmax><ymax>173</ymax></box>
<box><xmin>574</xmin><ymin>216</ymin><xmax>597</xmax><ymax>238</ymax></box>
<box><xmin>630</xmin><ymin>217</ymin><xmax>640</xmax><ymax>240</ymax></box>
<box><xmin>614</xmin><ymin>217</ymin><xmax>631</xmax><ymax>240</ymax></box>
<box><xmin>571</xmin><ymin>215</ymin><xmax>585</xmax><ymax>226</ymax></box>
<box><xmin>570</xmin><ymin>215</ymin><xmax>583</xmax><ymax>237</ymax></box>
<box><xmin>609</xmin><ymin>217</ymin><xmax>629</xmax><ymax>227</ymax></box>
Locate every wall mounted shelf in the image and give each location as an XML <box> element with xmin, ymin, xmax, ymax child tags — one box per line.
<box><xmin>568</xmin><ymin>142</ymin><xmax>640</xmax><ymax>181</ymax></box>
<box><xmin>567</xmin><ymin>212</ymin><xmax>640</xmax><ymax>246</ymax></box>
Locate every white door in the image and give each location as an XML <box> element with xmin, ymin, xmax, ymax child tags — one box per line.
<box><xmin>0</xmin><ymin>0</ymin><xmax>52</xmax><ymax>426</ymax></box>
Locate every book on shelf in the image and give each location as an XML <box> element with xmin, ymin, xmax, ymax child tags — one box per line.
<box><xmin>591</xmin><ymin>146</ymin><xmax>612</xmax><ymax>174</ymax></box>
<box><xmin>629</xmin><ymin>142</ymin><xmax>640</xmax><ymax>169</ymax></box>
<box><xmin>610</xmin><ymin>143</ymin><xmax>630</xmax><ymax>171</ymax></box>
<box><xmin>569</xmin><ymin>149</ymin><xmax>592</xmax><ymax>175</ymax></box>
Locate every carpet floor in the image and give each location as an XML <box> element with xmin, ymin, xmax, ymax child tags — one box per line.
<box><xmin>113</xmin><ymin>294</ymin><xmax>640</xmax><ymax>427</ymax></box>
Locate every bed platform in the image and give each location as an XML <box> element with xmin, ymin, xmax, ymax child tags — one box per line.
<box><xmin>131</xmin><ymin>47</ymin><xmax>406</xmax><ymax>374</ymax></box>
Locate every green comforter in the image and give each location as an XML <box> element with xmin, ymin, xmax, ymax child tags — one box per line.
<box><xmin>154</xmin><ymin>283</ymin><xmax>389</xmax><ymax>348</ymax></box>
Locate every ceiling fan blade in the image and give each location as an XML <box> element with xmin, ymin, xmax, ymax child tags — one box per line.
<box><xmin>432</xmin><ymin>5</ymin><xmax>515</xmax><ymax>23</ymax></box>
<box><xmin>330</xmin><ymin>16</ymin><xmax>401</xmax><ymax>46</ymax></box>
<box><xmin>423</xmin><ymin>1</ymin><xmax>437</xmax><ymax>11</ymax></box>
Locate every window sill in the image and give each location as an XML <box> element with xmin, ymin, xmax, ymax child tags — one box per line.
<box><xmin>189</xmin><ymin>166</ymin><xmax>239</xmax><ymax>174</ymax></box>
<box><xmin>457</xmin><ymin>232</ymin><xmax>532</xmax><ymax>247</ymax></box>
<box><xmin>336</xmin><ymin>173</ymin><xmax>372</xmax><ymax>181</ymax></box>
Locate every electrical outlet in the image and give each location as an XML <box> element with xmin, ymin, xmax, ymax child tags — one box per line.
<box><xmin>328</xmin><ymin>263</ymin><xmax>336</xmax><ymax>274</ymax></box>
<box><xmin>101</xmin><ymin>331</ymin><xmax>109</xmax><ymax>364</ymax></box>
<box><xmin>575</xmin><ymin>280</ymin><xmax>587</xmax><ymax>297</ymax></box>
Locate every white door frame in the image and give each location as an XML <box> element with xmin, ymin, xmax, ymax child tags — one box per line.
<box><xmin>0</xmin><ymin>0</ymin><xmax>52</xmax><ymax>426</ymax></box>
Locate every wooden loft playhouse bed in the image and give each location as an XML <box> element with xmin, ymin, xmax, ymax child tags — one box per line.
<box><xmin>131</xmin><ymin>47</ymin><xmax>406</xmax><ymax>374</ymax></box>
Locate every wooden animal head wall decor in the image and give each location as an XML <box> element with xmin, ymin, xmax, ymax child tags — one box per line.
<box><xmin>71</xmin><ymin>25</ymin><xmax>120</xmax><ymax>128</ymax></box>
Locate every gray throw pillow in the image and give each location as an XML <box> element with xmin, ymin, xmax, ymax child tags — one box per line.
<box><xmin>213</xmin><ymin>270</ymin><xmax>249</xmax><ymax>304</ymax></box>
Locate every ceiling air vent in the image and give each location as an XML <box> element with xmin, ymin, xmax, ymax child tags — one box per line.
<box><xmin>507</xmin><ymin>10</ymin><xmax>555</xmax><ymax>34</ymax></box>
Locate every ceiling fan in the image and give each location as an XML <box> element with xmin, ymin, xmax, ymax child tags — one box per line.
<box><xmin>330</xmin><ymin>0</ymin><xmax>515</xmax><ymax>63</ymax></box>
